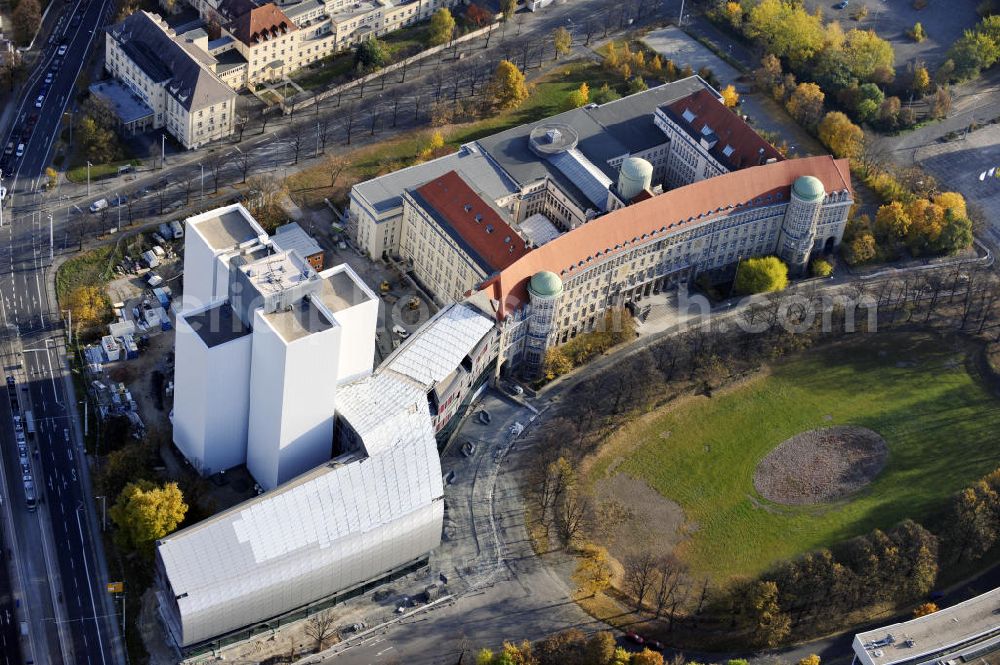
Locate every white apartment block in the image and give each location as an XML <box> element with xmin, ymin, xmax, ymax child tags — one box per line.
<box><xmin>105</xmin><ymin>12</ymin><xmax>238</xmax><ymax>149</ymax></box>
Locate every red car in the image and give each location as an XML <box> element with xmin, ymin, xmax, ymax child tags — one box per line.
<box><xmin>625</xmin><ymin>631</ymin><xmax>644</xmax><ymax>645</ymax></box>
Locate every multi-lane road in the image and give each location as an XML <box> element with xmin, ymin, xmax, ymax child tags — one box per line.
<box><xmin>0</xmin><ymin>0</ymin><xmax>123</xmax><ymax>660</ymax></box>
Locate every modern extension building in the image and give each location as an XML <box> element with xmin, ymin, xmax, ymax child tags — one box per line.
<box><xmin>173</xmin><ymin>205</ymin><xmax>378</xmax><ymax>489</ymax></box>
<box><xmin>104</xmin><ymin>12</ymin><xmax>238</xmax><ymax>149</ymax></box>
<box><xmin>852</xmin><ymin>587</ymin><xmax>1000</xmax><ymax>665</ymax></box>
<box><xmin>162</xmin><ymin>204</ymin><xmax>500</xmax><ymax>651</ymax></box>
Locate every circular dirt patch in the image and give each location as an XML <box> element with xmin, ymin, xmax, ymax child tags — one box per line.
<box><xmin>754</xmin><ymin>426</ymin><xmax>888</xmax><ymax>505</ymax></box>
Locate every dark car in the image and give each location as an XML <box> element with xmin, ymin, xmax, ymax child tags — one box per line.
<box><xmin>625</xmin><ymin>631</ymin><xmax>644</xmax><ymax>645</ymax></box>
<box><xmin>3</xmin><ymin>141</ymin><xmax>13</xmax><ymax>156</ymax></box>
<box><xmin>834</xmin><ymin>0</ymin><xmax>848</xmax><ymax>7</ymax></box>
<box><xmin>645</xmin><ymin>639</ymin><xmax>664</xmax><ymax>651</ymax></box>
<box><xmin>26</xmin><ymin>113</ymin><xmax>38</xmax><ymax>130</ymax></box>
<box><xmin>110</xmin><ymin>195</ymin><xmax>128</xmax><ymax>207</ymax></box>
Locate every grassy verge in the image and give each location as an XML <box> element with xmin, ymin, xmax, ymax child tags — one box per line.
<box><xmin>587</xmin><ymin>333</ymin><xmax>1000</xmax><ymax>584</ymax></box>
<box><xmin>55</xmin><ymin>244</ymin><xmax>121</xmax><ymax>307</ymax></box>
<box><xmin>66</xmin><ymin>159</ymin><xmax>141</xmax><ymax>184</ymax></box>
<box><xmin>295</xmin><ymin>52</ymin><xmax>356</xmax><ymax>91</ymax></box>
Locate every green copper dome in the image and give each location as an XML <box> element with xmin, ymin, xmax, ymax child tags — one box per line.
<box><xmin>528</xmin><ymin>271</ymin><xmax>563</xmax><ymax>299</ymax></box>
<box><xmin>792</xmin><ymin>175</ymin><xmax>825</xmax><ymax>202</ymax></box>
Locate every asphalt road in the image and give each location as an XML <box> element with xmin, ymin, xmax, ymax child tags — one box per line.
<box><xmin>0</xmin><ymin>522</ymin><xmax>22</xmax><ymax>665</ymax></box>
<box><xmin>0</xmin><ymin>0</ymin><xmax>115</xmax><ymax>186</ymax></box>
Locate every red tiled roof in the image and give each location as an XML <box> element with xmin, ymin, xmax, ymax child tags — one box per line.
<box><xmin>412</xmin><ymin>171</ymin><xmax>532</xmax><ymax>273</ymax></box>
<box><xmin>665</xmin><ymin>89</ymin><xmax>783</xmax><ymax>170</ymax></box>
<box><xmin>228</xmin><ymin>3</ymin><xmax>296</xmax><ymax>47</ymax></box>
<box><xmin>481</xmin><ymin>155</ymin><xmax>851</xmax><ymax>318</ymax></box>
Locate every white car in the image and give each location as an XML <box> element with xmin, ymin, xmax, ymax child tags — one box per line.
<box><xmin>15</xmin><ymin>144</ymin><xmax>24</xmax><ymax>158</ymax></box>
<box><xmin>44</xmin><ymin>72</ymin><xmax>54</xmax><ymax>84</ymax></box>
<box><xmin>34</xmin><ymin>95</ymin><xmax>44</xmax><ymax>108</ymax></box>
<box><xmin>57</xmin><ymin>44</ymin><xmax>68</xmax><ymax>56</ymax></box>
<box><xmin>391</xmin><ymin>324</ymin><xmax>409</xmax><ymax>338</ymax></box>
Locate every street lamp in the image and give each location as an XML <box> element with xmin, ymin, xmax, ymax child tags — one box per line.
<box><xmin>86</xmin><ymin>161</ymin><xmax>92</xmax><ymax>196</ymax></box>
<box><xmin>115</xmin><ymin>193</ymin><xmax>121</xmax><ymax>232</ymax></box>
<box><xmin>0</xmin><ymin>172</ymin><xmax>5</xmax><ymax>228</ymax></box>
<box><xmin>95</xmin><ymin>495</ymin><xmax>106</xmax><ymax>531</ymax></box>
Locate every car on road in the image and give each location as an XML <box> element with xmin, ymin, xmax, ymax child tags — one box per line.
<box><xmin>110</xmin><ymin>194</ymin><xmax>128</xmax><ymax>207</ymax></box>
<box><xmin>3</xmin><ymin>142</ymin><xmax>13</xmax><ymax>156</ymax></box>
<box><xmin>89</xmin><ymin>198</ymin><xmax>109</xmax><ymax>213</ymax></box>
<box><xmin>834</xmin><ymin>0</ymin><xmax>848</xmax><ymax>7</ymax></box>
<box><xmin>57</xmin><ymin>44</ymin><xmax>68</xmax><ymax>56</ymax></box>
<box><xmin>625</xmin><ymin>631</ymin><xmax>644</xmax><ymax>645</ymax></box>
<box><xmin>70</xmin><ymin>13</ymin><xmax>81</xmax><ymax>26</ymax></box>
<box><xmin>26</xmin><ymin>113</ymin><xmax>38</xmax><ymax>131</ymax></box>
<box><xmin>34</xmin><ymin>95</ymin><xmax>44</xmax><ymax>108</ymax></box>
<box><xmin>15</xmin><ymin>144</ymin><xmax>25</xmax><ymax>158</ymax></box>
<box><xmin>645</xmin><ymin>638</ymin><xmax>664</xmax><ymax>651</ymax></box>
<box><xmin>44</xmin><ymin>72</ymin><xmax>53</xmax><ymax>84</ymax></box>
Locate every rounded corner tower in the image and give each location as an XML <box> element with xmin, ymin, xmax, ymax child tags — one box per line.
<box><xmin>524</xmin><ymin>271</ymin><xmax>564</xmax><ymax>378</ymax></box>
<box><xmin>779</xmin><ymin>175</ymin><xmax>827</xmax><ymax>274</ymax></box>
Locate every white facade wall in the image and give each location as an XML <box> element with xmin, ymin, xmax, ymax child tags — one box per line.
<box><xmin>179</xmin><ymin>229</ymin><xmax>219</xmax><ymax>313</ymax></box>
<box><xmin>247</xmin><ymin>310</ymin><xmax>341</xmax><ymax>490</ymax></box>
<box><xmin>172</xmin><ymin>307</ymin><xmax>253</xmax><ymax>475</ymax></box>
<box><xmin>332</xmin><ymin>302</ymin><xmax>379</xmax><ymax>384</ymax></box>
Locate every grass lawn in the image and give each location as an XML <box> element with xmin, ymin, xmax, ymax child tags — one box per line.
<box><xmin>589</xmin><ymin>333</ymin><xmax>1000</xmax><ymax>584</ymax></box>
<box><xmin>66</xmin><ymin>159</ymin><xmax>141</xmax><ymax>184</ymax></box>
<box><xmin>287</xmin><ymin>60</ymin><xmax>618</xmax><ymax>208</ymax></box>
<box><xmin>294</xmin><ymin>52</ymin><xmax>356</xmax><ymax>91</ymax></box>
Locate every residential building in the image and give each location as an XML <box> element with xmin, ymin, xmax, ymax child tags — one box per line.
<box><xmin>104</xmin><ymin>11</ymin><xmax>238</xmax><ymax>149</ymax></box>
<box><xmin>169</xmin><ymin>0</ymin><xmax>462</xmax><ymax>89</ymax></box>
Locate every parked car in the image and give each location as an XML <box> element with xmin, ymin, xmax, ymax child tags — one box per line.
<box><xmin>645</xmin><ymin>639</ymin><xmax>664</xmax><ymax>651</ymax></box>
<box><xmin>391</xmin><ymin>324</ymin><xmax>409</xmax><ymax>339</ymax></box>
<box><xmin>57</xmin><ymin>44</ymin><xmax>68</xmax><ymax>56</ymax></box>
<box><xmin>89</xmin><ymin>198</ymin><xmax>108</xmax><ymax>213</ymax></box>
<box><xmin>625</xmin><ymin>631</ymin><xmax>644</xmax><ymax>645</ymax></box>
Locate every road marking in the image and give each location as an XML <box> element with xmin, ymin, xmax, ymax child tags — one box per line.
<box><xmin>75</xmin><ymin>509</ymin><xmax>107</xmax><ymax>664</ymax></box>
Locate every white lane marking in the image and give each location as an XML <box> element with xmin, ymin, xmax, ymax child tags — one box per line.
<box><xmin>75</xmin><ymin>509</ymin><xmax>108</xmax><ymax>665</ymax></box>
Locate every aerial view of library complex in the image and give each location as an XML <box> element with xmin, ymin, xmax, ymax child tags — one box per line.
<box><xmin>0</xmin><ymin>0</ymin><xmax>999</xmax><ymax>661</ymax></box>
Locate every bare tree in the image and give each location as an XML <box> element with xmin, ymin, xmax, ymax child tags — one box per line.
<box><xmin>556</xmin><ymin>488</ymin><xmax>592</xmax><ymax>547</ymax></box>
<box><xmin>288</xmin><ymin>122</ymin><xmax>306</xmax><ymax>165</ymax></box>
<box><xmin>124</xmin><ymin>194</ymin><xmax>137</xmax><ymax>226</ymax></box>
<box><xmin>182</xmin><ymin>176</ymin><xmax>194</xmax><ymax>205</ymax></box>
<box><xmin>234</xmin><ymin>97</ymin><xmax>250</xmax><ymax>142</ymax></box>
<box><xmin>343</xmin><ymin>102</ymin><xmax>359</xmax><ymax>145</ymax></box>
<box><xmin>328</xmin><ymin>155</ymin><xmax>350</xmax><ymax>188</ymax></box>
<box><xmin>652</xmin><ymin>555</ymin><xmax>688</xmax><ymax>630</ymax></box>
<box><xmin>233</xmin><ymin>150</ymin><xmax>254</xmax><ymax>184</ymax></box>
<box><xmin>316</xmin><ymin>116</ymin><xmax>333</xmax><ymax>155</ymax></box>
<box><xmin>368</xmin><ymin>102</ymin><xmax>381</xmax><ymax>135</ymax></box>
<box><xmin>623</xmin><ymin>551</ymin><xmax>657</xmax><ymax>610</ymax></box>
<box><xmin>304</xmin><ymin>609</ymin><xmax>337</xmax><ymax>653</ymax></box>
<box><xmin>204</xmin><ymin>150</ymin><xmax>227</xmax><ymax>193</ymax></box>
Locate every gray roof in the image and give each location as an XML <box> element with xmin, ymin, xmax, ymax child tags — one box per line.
<box><xmin>183</xmin><ymin>302</ymin><xmax>250</xmax><ymax>348</ymax></box>
<box><xmin>351</xmin><ymin>145</ymin><xmax>518</xmax><ymax>217</ymax></box>
<box><xmin>272</xmin><ymin>222</ymin><xmax>323</xmax><ymax>258</ymax></box>
<box><xmin>475</xmin><ymin>76</ymin><xmax>715</xmax><ymax>212</ymax></box>
<box><xmin>108</xmin><ymin>11</ymin><xmax>236</xmax><ymax>112</ymax></box>
<box><xmin>89</xmin><ymin>80</ymin><xmax>155</xmax><ymax>125</ymax></box>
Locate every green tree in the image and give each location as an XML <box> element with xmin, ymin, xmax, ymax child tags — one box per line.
<box><xmin>553</xmin><ymin>26</ymin><xmax>572</xmax><ymax>59</ymax></box>
<box><xmin>743</xmin><ymin>580</ymin><xmax>792</xmax><ymax>647</ymax></box>
<box><xmin>500</xmin><ymin>0</ymin><xmax>517</xmax><ymax>19</ymax></box>
<box><xmin>818</xmin><ymin>111</ymin><xmax>863</xmax><ymax>159</ymax></box>
<box><xmin>721</xmin><ymin>84</ymin><xmax>740</xmax><ymax>108</ymax></box>
<box><xmin>12</xmin><ymin>0</ymin><xmax>40</xmax><ymax>45</ymax></box>
<box><xmin>566</xmin><ymin>82</ymin><xmax>589</xmax><ymax>109</ymax></box>
<box><xmin>934</xmin><ymin>212</ymin><xmax>973</xmax><ymax>254</ymax></box>
<box><xmin>610</xmin><ymin>647</ymin><xmax>631</xmax><ymax>665</ymax></box>
<box><xmin>476</xmin><ymin>648</ymin><xmax>495</xmax><ymax>665</ymax></box>
<box><xmin>911</xmin><ymin>64</ymin><xmax>931</xmax><ymax>95</ymax></box>
<box><xmin>908</xmin><ymin>22</ymin><xmax>927</xmax><ymax>42</ymax></box>
<box><xmin>735</xmin><ymin>256</ymin><xmax>789</xmax><ymax>294</ymax></box>
<box><xmin>428</xmin><ymin>8</ymin><xmax>456</xmax><ymax>46</ymax></box>
<box><xmin>745</xmin><ymin>0</ymin><xmax>825</xmax><ymax>67</ymax></box>
<box><xmin>948</xmin><ymin>29</ymin><xmax>999</xmax><ymax>80</ymax></box>
<box><xmin>488</xmin><ymin>59</ymin><xmax>529</xmax><ymax>110</ymax></box>
<box><xmin>65</xmin><ymin>285</ymin><xmax>110</xmax><ymax>330</ymax></box>
<box><xmin>572</xmin><ymin>544</ymin><xmax>613</xmax><ymax>597</ymax></box>
<box><xmin>628</xmin><ymin>76</ymin><xmax>648</xmax><ymax>93</ymax></box>
<box><xmin>592</xmin><ymin>83</ymin><xmax>621</xmax><ymax>104</ymax></box>
<box><xmin>96</xmin><ymin>442</ymin><xmax>156</xmax><ymax>499</ymax></box>
<box><xmin>843</xmin><ymin>29</ymin><xmax>896</xmax><ymax>81</ymax></box>
<box><xmin>944</xmin><ymin>481</ymin><xmax>998</xmax><ymax>561</ymax></box>
<box><xmin>355</xmin><ymin>38</ymin><xmax>390</xmax><ymax>72</ymax></box>
<box><xmin>854</xmin><ymin>82</ymin><xmax>885</xmax><ymax>122</ymax></box>
<box><xmin>110</xmin><ymin>481</ymin><xmax>188</xmax><ymax>551</ymax></box>
<box><xmin>810</xmin><ymin>258</ymin><xmax>833</xmax><ymax>277</ymax></box>
<box><xmin>786</xmin><ymin>82</ymin><xmax>825</xmax><ymax>127</ymax></box>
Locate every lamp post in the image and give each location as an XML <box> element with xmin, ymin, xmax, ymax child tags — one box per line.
<box><xmin>95</xmin><ymin>495</ymin><xmax>106</xmax><ymax>530</ymax></box>
<box><xmin>200</xmin><ymin>164</ymin><xmax>204</xmax><ymax>199</ymax></box>
<box><xmin>86</xmin><ymin>161</ymin><xmax>92</xmax><ymax>196</ymax></box>
<box><xmin>0</xmin><ymin>172</ymin><xmax>5</xmax><ymax>228</ymax></box>
<box><xmin>115</xmin><ymin>193</ymin><xmax>121</xmax><ymax>232</ymax></box>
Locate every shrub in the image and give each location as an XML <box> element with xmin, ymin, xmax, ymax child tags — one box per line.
<box><xmin>908</xmin><ymin>22</ymin><xmax>927</xmax><ymax>42</ymax></box>
<box><xmin>810</xmin><ymin>258</ymin><xmax>834</xmax><ymax>277</ymax></box>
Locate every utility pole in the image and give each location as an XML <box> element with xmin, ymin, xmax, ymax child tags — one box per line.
<box><xmin>162</xmin><ymin>134</ymin><xmax>166</xmax><ymax>169</ymax></box>
<box><xmin>116</xmin><ymin>194</ymin><xmax>121</xmax><ymax>232</ymax></box>
<box><xmin>86</xmin><ymin>161</ymin><xmax>92</xmax><ymax>196</ymax></box>
<box><xmin>200</xmin><ymin>164</ymin><xmax>204</xmax><ymax>199</ymax></box>
<box><xmin>678</xmin><ymin>0</ymin><xmax>685</xmax><ymax>26</ymax></box>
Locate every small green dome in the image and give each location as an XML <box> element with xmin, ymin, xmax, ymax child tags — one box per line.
<box><xmin>528</xmin><ymin>271</ymin><xmax>563</xmax><ymax>299</ymax></box>
<box><xmin>792</xmin><ymin>175</ymin><xmax>825</xmax><ymax>201</ymax></box>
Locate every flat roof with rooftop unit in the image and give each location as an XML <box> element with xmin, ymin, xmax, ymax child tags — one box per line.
<box><xmin>852</xmin><ymin>587</ymin><xmax>1000</xmax><ymax>665</ymax></box>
